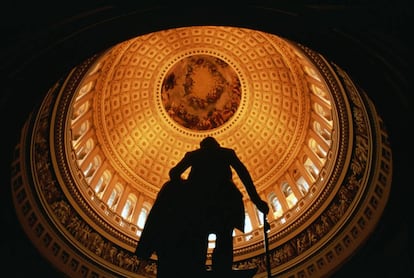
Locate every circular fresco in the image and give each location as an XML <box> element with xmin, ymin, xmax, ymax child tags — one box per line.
<box><xmin>161</xmin><ymin>54</ymin><xmax>241</xmax><ymax>130</ymax></box>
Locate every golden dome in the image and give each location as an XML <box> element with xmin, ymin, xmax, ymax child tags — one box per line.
<box><xmin>12</xmin><ymin>25</ymin><xmax>392</xmax><ymax>277</ymax></box>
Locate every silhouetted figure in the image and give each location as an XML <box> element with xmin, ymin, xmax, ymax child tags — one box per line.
<box><xmin>135</xmin><ymin>136</ymin><xmax>269</xmax><ymax>277</ymax></box>
<box><xmin>169</xmin><ymin>136</ymin><xmax>269</xmax><ymax>274</ymax></box>
<box><xmin>135</xmin><ymin>179</ymin><xmax>201</xmax><ymax>277</ymax></box>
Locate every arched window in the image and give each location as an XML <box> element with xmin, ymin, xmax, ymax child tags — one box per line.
<box><xmin>137</xmin><ymin>202</ymin><xmax>152</xmax><ymax>229</ymax></box>
<box><xmin>107</xmin><ymin>183</ymin><xmax>123</xmax><ymax>210</ymax></box>
<box><xmin>208</xmin><ymin>233</ymin><xmax>216</xmax><ymax>249</ymax></box>
<box><xmin>94</xmin><ymin>170</ymin><xmax>111</xmax><ymax>198</ymax></box>
<box><xmin>244</xmin><ymin>213</ymin><xmax>253</xmax><ymax>241</ymax></box>
<box><xmin>313</xmin><ymin>121</ymin><xmax>332</xmax><ymax>143</ymax></box>
<box><xmin>75</xmin><ymin>138</ymin><xmax>94</xmax><ymax>160</ymax></box>
<box><xmin>282</xmin><ymin>182</ymin><xmax>297</xmax><ymax>208</ymax></box>
<box><xmin>72</xmin><ymin>100</ymin><xmax>90</xmax><ymax>121</ymax></box>
<box><xmin>310</xmin><ymin>84</ymin><xmax>331</xmax><ymax>104</ymax></box>
<box><xmin>87</xmin><ymin>61</ymin><xmax>102</xmax><ymax>76</ymax></box>
<box><xmin>75</xmin><ymin>81</ymin><xmax>94</xmax><ymax>100</ymax></box>
<box><xmin>268</xmin><ymin>192</ymin><xmax>283</xmax><ymax>218</ymax></box>
<box><xmin>256</xmin><ymin>207</ymin><xmax>264</xmax><ymax>226</ymax></box>
<box><xmin>304</xmin><ymin>65</ymin><xmax>322</xmax><ymax>82</ymax></box>
<box><xmin>309</xmin><ymin>138</ymin><xmax>327</xmax><ymax>160</ymax></box>
<box><xmin>314</xmin><ymin>103</ymin><xmax>332</xmax><ymax>122</ymax></box>
<box><xmin>296</xmin><ymin>176</ymin><xmax>309</xmax><ymax>196</ymax></box>
<box><xmin>83</xmin><ymin>155</ymin><xmax>101</xmax><ymax>179</ymax></box>
<box><xmin>121</xmin><ymin>194</ymin><xmax>137</xmax><ymax>222</ymax></box>
<box><xmin>71</xmin><ymin>120</ymin><xmax>90</xmax><ymax>141</ymax></box>
<box><xmin>304</xmin><ymin>157</ymin><xmax>319</xmax><ymax>181</ymax></box>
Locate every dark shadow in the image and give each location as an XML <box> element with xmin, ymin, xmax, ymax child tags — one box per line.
<box><xmin>135</xmin><ymin>136</ymin><xmax>270</xmax><ymax>277</ymax></box>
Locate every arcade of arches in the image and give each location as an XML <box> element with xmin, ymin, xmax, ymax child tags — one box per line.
<box><xmin>10</xmin><ymin>25</ymin><xmax>393</xmax><ymax>277</ymax></box>
<box><xmin>1</xmin><ymin>1</ymin><xmax>408</xmax><ymax>270</ymax></box>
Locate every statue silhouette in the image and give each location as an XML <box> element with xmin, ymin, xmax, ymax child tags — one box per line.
<box><xmin>135</xmin><ymin>136</ymin><xmax>270</xmax><ymax>277</ymax></box>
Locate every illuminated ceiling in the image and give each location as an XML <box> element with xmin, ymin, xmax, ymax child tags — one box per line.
<box><xmin>69</xmin><ymin>26</ymin><xmax>336</xmax><ymax>239</ymax></box>
<box><xmin>12</xmin><ymin>25</ymin><xmax>392</xmax><ymax>277</ymax></box>
<box><xmin>76</xmin><ymin>27</ymin><xmax>318</xmax><ymax>196</ymax></box>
